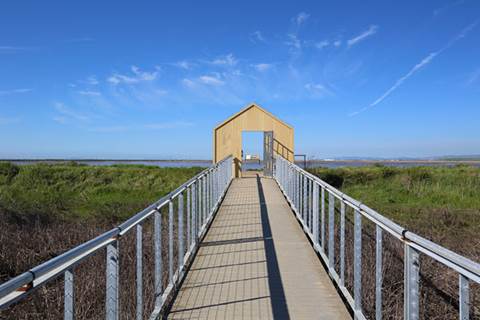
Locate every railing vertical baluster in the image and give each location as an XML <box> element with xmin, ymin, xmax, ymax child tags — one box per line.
<box><xmin>187</xmin><ymin>187</ymin><xmax>191</xmax><ymax>249</ymax></box>
<box><xmin>354</xmin><ymin>209</ymin><xmax>362</xmax><ymax>318</ymax></box>
<box><xmin>321</xmin><ymin>187</ymin><xmax>325</xmax><ymax>249</ymax></box>
<box><xmin>303</xmin><ymin>176</ymin><xmax>308</xmax><ymax>222</ymax></box>
<box><xmin>136</xmin><ymin>224</ymin><xmax>143</xmax><ymax>320</ymax></box>
<box><xmin>199</xmin><ymin>178</ymin><xmax>203</xmax><ymax>226</ymax></box>
<box><xmin>106</xmin><ymin>241</ymin><xmax>119</xmax><ymax>320</ymax></box>
<box><xmin>178</xmin><ymin>193</ymin><xmax>184</xmax><ymax>270</ymax></box>
<box><xmin>310</xmin><ymin>180</ymin><xmax>314</xmax><ymax>231</ymax></box>
<box><xmin>459</xmin><ymin>274</ymin><xmax>470</xmax><ymax>320</ymax></box>
<box><xmin>203</xmin><ymin>176</ymin><xmax>206</xmax><ymax>223</ymax></box>
<box><xmin>168</xmin><ymin>201</ymin><xmax>174</xmax><ymax>285</ymax></box>
<box><xmin>340</xmin><ymin>201</ymin><xmax>345</xmax><ymax>287</ymax></box>
<box><xmin>328</xmin><ymin>192</ymin><xmax>335</xmax><ymax>271</ymax></box>
<box><xmin>404</xmin><ymin>244</ymin><xmax>420</xmax><ymax>320</ymax></box>
<box><xmin>154</xmin><ymin>210</ymin><xmax>162</xmax><ymax>305</ymax></box>
<box><xmin>64</xmin><ymin>269</ymin><xmax>74</xmax><ymax>320</ymax></box>
<box><xmin>375</xmin><ymin>225</ymin><xmax>383</xmax><ymax>320</ymax></box>
<box><xmin>313</xmin><ymin>183</ymin><xmax>319</xmax><ymax>247</ymax></box>
<box><xmin>192</xmin><ymin>182</ymin><xmax>197</xmax><ymax>244</ymax></box>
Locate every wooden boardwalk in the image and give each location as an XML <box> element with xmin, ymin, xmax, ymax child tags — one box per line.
<box><xmin>167</xmin><ymin>172</ymin><xmax>351</xmax><ymax>319</ymax></box>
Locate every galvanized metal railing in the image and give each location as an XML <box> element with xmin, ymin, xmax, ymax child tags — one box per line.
<box><xmin>0</xmin><ymin>155</ymin><xmax>233</xmax><ymax>319</ymax></box>
<box><xmin>274</xmin><ymin>155</ymin><xmax>480</xmax><ymax>320</ymax></box>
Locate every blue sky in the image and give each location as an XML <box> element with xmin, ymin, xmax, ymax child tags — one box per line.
<box><xmin>1</xmin><ymin>1</ymin><xmax>479</xmax><ymax>159</ymax></box>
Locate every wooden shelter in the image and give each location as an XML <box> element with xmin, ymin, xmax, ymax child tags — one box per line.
<box><xmin>213</xmin><ymin>103</ymin><xmax>294</xmax><ymax>177</ymax></box>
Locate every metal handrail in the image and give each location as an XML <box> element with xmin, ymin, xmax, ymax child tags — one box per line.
<box><xmin>274</xmin><ymin>155</ymin><xmax>479</xmax><ymax>320</ymax></box>
<box><xmin>0</xmin><ymin>155</ymin><xmax>234</xmax><ymax>319</ymax></box>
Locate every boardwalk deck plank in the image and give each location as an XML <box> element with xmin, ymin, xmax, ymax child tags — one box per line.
<box><xmin>168</xmin><ymin>173</ymin><xmax>351</xmax><ymax>319</ymax></box>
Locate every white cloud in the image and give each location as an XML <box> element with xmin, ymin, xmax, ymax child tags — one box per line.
<box><xmin>285</xmin><ymin>33</ymin><xmax>303</xmax><ymax>54</ymax></box>
<box><xmin>211</xmin><ymin>53</ymin><xmax>237</xmax><ymax>66</ymax></box>
<box><xmin>86</xmin><ymin>76</ymin><xmax>99</xmax><ymax>85</ymax></box>
<box><xmin>294</xmin><ymin>12</ymin><xmax>310</xmax><ymax>26</ymax></box>
<box><xmin>347</xmin><ymin>25</ymin><xmax>378</xmax><ymax>47</ymax></box>
<box><xmin>0</xmin><ymin>88</ymin><xmax>32</xmax><ymax>95</ymax></box>
<box><xmin>315</xmin><ymin>40</ymin><xmax>329</xmax><ymax>49</ymax></box>
<box><xmin>333</xmin><ymin>40</ymin><xmax>342</xmax><ymax>47</ymax></box>
<box><xmin>305</xmin><ymin>83</ymin><xmax>331</xmax><ymax>97</ymax></box>
<box><xmin>54</xmin><ymin>102</ymin><xmax>89</xmax><ymax>121</ymax></box>
<box><xmin>250</xmin><ymin>31</ymin><xmax>265</xmax><ymax>43</ymax></box>
<box><xmin>108</xmin><ymin>66</ymin><xmax>159</xmax><ymax>85</ymax></box>
<box><xmin>174</xmin><ymin>60</ymin><xmax>193</xmax><ymax>70</ymax></box>
<box><xmin>349</xmin><ymin>22</ymin><xmax>477</xmax><ymax>116</ymax></box>
<box><xmin>199</xmin><ymin>75</ymin><xmax>224</xmax><ymax>86</ymax></box>
<box><xmin>182</xmin><ymin>78</ymin><xmax>196</xmax><ymax>88</ymax></box>
<box><xmin>77</xmin><ymin>90</ymin><xmax>101</xmax><ymax>96</ymax></box>
<box><xmin>253</xmin><ymin>63</ymin><xmax>273</xmax><ymax>72</ymax></box>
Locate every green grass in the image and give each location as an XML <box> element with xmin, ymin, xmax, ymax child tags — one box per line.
<box><xmin>308</xmin><ymin>165</ymin><xmax>480</xmax><ymax>240</ymax></box>
<box><xmin>0</xmin><ymin>162</ymin><xmax>204</xmax><ymax>222</ymax></box>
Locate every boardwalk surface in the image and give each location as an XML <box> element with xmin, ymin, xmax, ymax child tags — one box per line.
<box><xmin>167</xmin><ymin>173</ymin><xmax>351</xmax><ymax>319</ymax></box>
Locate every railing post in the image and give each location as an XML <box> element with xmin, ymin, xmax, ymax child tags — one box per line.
<box><xmin>192</xmin><ymin>182</ymin><xmax>197</xmax><ymax>244</ymax></box>
<box><xmin>178</xmin><ymin>193</ymin><xmax>184</xmax><ymax>271</ymax></box>
<box><xmin>404</xmin><ymin>244</ymin><xmax>420</xmax><ymax>320</ymax></box>
<box><xmin>64</xmin><ymin>269</ymin><xmax>74</xmax><ymax>320</ymax></box>
<box><xmin>354</xmin><ymin>209</ymin><xmax>362</xmax><ymax>318</ymax></box>
<box><xmin>168</xmin><ymin>201</ymin><xmax>174</xmax><ymax>285</ymax></box>
<box><xmin>303</xmin><ymin>176</ymin><xmax>307</xmax><ymax>222</ymax></box>
<box><xmin>198</xmin><ymin>178</ymin><xmax>202</xmax><ymax>227</ymax></box>
<box><xmin>340</xmin><ymin>201</ymin><xmax>345</xmax><ymax>287</ymax></box>
<box><xmin>376</xmin><ymin>226</ymin><xmax>383</xmax><ymax>320</ymax></box>
<box><xmin>328</xmin><ymin>192</ymin><xmax>335</xmax><ymax>271</ymax></box>
<box><xmin>106</xmin><ymin>241</ymin><xmax>119</xmax><ymax>320</ymax></box>
<box><xmin>313</xmin><ymin>183</ymin><xmax>319</xmax><ymax>247</ymax></box>
<box><xmin>459</xmin><ymin>274</ymin><xmax>470</xmax><ymax>320</ymax></box>
<box><xmin>187</xmin><ymin>187</ymin><xmax>191</xmax><ymax>249</ymax></box>
<box><xmin>136</xmin><ymin>224</ymin><xmax>143</xmax><ymax>320</ymax></box>
<box><xmin>321</xmin><ymin>187</ymin><xmax>325</xmax><ymax>249</ymax></box>
<box><xmin>309</xmin><ymin>179</ymin><xmax>313</xmax><ymax>229</ymax></box>
<box><xmin>154</xmin><ymin>210</ymin><xmax>162</xmax><ymax>305</ymax></box>
<box><xmin>203</xmin><ymin>176</ymin><xmax>206</xmax><ymax>224</ymax></box>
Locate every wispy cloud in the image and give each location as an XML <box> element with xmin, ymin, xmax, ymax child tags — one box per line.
<box><xmin>467</xmin><ymin>68</ymin><xmax>480</xmax><ymax>85</ymax></box>
<box><xmin>349</xmin><ymin>22</ymin><xmax>477</xmax><ymax>116</ymax></box>
<box><xmin>0</xmin><ymin>46</ymin><xmax>34</xmax><ymax>53</ymax></box>
<box><xmin>210</xmin><ymin>53</ymin><xmax>237</xmax><ymax>66</ymax></box>
<box><xmin>108</xmin><ymin>66</ymin><xmax>159</xmax><ymax>85</ymax></box>
<box><xmin>253</xmin><ymin>63</ymin><xmax>273</xmax><ymax>72</ymax></box>
<box><xmin>173</xmin><ymin>60</ymin><xmax>194</xmax><ymax>70</ymax></box>
<box><xmin>85</xmin><ymin>76</ymin><xmax>99</xmax><ymax>85</ymax></box>
<box><xmin>77</xmin><ymin>90</ymin><xmax>101</xmax><ymax>96</ymax></box>
<box><xmin>305</xmin><ymin>83</ymin><xmax>332</xmax><ymax>97</ymax></box>
<box><xmin>433</xmin><ymin>0</ymin><xmax>464</xmax><ymax>16</ymax></box>
<box><xmin>315</xmin><ymin>40</ymin><xmax>329</xmax><ymax>49</ymax></box>
<box><xmin>294</xmin><ymin>12</ymin><xmax>310</xmax><ymax>26</ymax></box>
<box><xmin>333</xmin><ymin>40</ymin><xmax>342</xmax><ymax>47</ymax></box>
<box><xmin>199</xmin><ymin>75</ymin><xmax>224</xmax><ymax>86</ymax></box>
<box><xmin>347</xmin><ymin>25</ymin><xmax>378</xmax><ymax>47</ymax></box>
<box><xmin>54</xmin><ymin>102</ymin><xmax>89</xmax><ymax>122</ymax></box>
<box><xmin>250</xmin><ymin>31</ymin><xmax>266</xmax><ymax>43</ymax></box>
<box><xmin>285</xmin><ymin>33</ymin><xmax>304</xmax><ymax>55</ymax></box>
<box><xmin>0</xmin><ymin>88</ymin><xmax>32</xmax><ymax>96</ymax></box>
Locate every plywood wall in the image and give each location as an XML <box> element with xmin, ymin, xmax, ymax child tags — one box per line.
<box><xmin>213</xmin><ymin>104</ymin><xmax>294</xmax><ymax>177</ymax></box>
